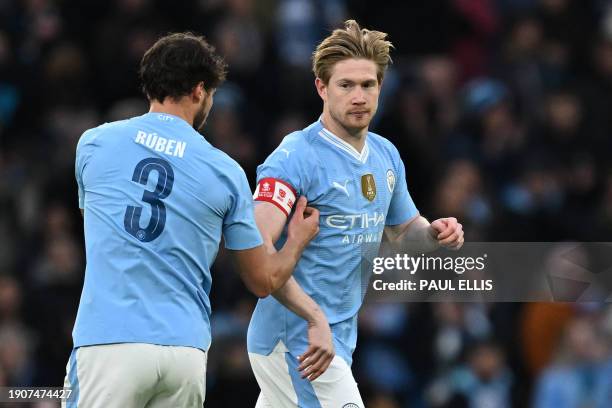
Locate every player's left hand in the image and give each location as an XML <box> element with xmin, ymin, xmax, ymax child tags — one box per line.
<box><xmin>297</xmin><ymin>315</ymin><xmax>335</xmax><ymax>381</ymax></box>
<box><xmin>430</xmin><ymin>217</ymin><xmax>464</xmax><ymax>250</ymax></box>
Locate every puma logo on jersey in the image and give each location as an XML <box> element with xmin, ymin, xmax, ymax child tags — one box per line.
<box><xmin>278</xmin><ymin>148</ymin><xmax>295</xmax><ymax>158</ymax></box>
<box><xmin>332</xmin><ymin>180</ymin><xmax>350</xmax><ymax>197</ymax></box>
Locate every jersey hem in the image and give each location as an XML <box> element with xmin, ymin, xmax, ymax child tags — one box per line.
<box><xmin>224</xmin><ymin>238</ymin><xmax>264</xmax><ymax>251</ymax></box>
<box><xmin>73</xmin><ymin>339</ymin><xmax>210</xmax><ymax>352</ymax></box>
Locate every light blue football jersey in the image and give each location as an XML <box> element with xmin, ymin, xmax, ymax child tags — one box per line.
<box><xmin>73</xmin><ymin>112</ymin><xmax>263</xmax><ymax>351</ymax></box>
<box><xmin>248</xmin><ymin>120</ymin><xmax>419</xmax><ymax>365</ymax></box>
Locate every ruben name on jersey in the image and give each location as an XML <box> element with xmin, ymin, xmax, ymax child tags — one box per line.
<box><xmin>74</xmin><ymin>112</ymin><xmax>262</xmax><ymax>352</ymax></box>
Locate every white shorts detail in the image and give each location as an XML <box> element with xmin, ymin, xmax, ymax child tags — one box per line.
<box><xmin>249</xmin><ymin>342</ymin><xmax>363</xmax><ymax>408</ymax></box>
<box><xmin>62</xmin><ymin>343</ymin><xmax>207</xmax><ymax>408</ymax></box>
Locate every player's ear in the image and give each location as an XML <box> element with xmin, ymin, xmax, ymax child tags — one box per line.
<box><xmin>192</xmin><ymin>82</ymin><xmax>205</xmax><ymax>102</ymax></box>
<box><xmin>315</xmin><ymin>78</ymin><xmax>327</xmax><ymax>101</ymax></box>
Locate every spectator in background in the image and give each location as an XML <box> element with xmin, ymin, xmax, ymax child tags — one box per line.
<box><xmin>0</xmin><ymin>276</ymin><xmax>34</xmax><ymax>386</ymax></box>
<box><xmin>214</xmin><ymin>0</ymin><xmax>265</xmax><ymax>79</ymax></box>
<box><xmin>0</xmin><ymin>324</ymin><xmax>34</xmax><ymax>386</ymax></box>
<box><xmin>276</xmin><ymin>0</ymin><xmax>346</xmax><ymax>68</ymax></box>
<box><xmin>534</xmin><ymin>317</ymin><xmax>612</xmax><ymax>408</ymax></box>
<box><xmin>275</xmin><ymin>0</ymin><xmax>347</xmax><ymax>111</ymax></box>
<box><xmin>431</xmin><ymin>341</ymin><xmax>513</xmax><ymax>408</ymax></box>
<box><xmin>357</xmin><ymin>303</ymin><xmax>414</xmax><ymax>403</ymax></box>
<box><xmin>496</xmin><ymin>14</ymin><xmax>553</xmax><ymax>122</ymax></box>
<box><xmin>0</xmin><ymin>275</ymin><xmax>21</xmax><ymax>325</ymax></box>
<box><xmin>431</xmin><ymin>159</ymin><xmax>492</xmax><ymax>240</ymax></box>
<box><xmin>375</xmin><ymin>56</ymin><xmax>459</xmax><ymax>200</ymax></box>
<box><xmin>520</xmin><ymin>302</ymin><xmax>575</xmax><ymax>378</ymax></box>
<box><xmin>204</xmin><ymin>84</ymin><xmax>260</xmax><ymax>178</ymax></box>
<box><xmin>430</xmin><ymin>303</ymin><xmax>492</xmax><ymax>372</ymax></box>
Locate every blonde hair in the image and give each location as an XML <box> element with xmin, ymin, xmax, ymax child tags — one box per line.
<box><xmin>312</xmin><ymin>20</ymin><xmax>393</xmax><ymax>84</ymax></box>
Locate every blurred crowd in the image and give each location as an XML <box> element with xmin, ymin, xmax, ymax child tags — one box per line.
<box><xmin>1</xmin><ymin>0</ymin><xmax>611</xmax><ymax>407</ymax></box>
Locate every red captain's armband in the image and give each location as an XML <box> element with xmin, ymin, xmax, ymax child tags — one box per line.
<box><xmin>253</xmin><ymin>178</ymin><xmax>297</xmax><ymax>217</ymax></box>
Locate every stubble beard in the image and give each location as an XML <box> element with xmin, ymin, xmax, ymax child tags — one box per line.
<box><xmin>329</xmin><ymin>106</ymin><xmax>371</xmax><ymax>139</ymax></box>
<box><xmin>193</xmin><ymin>96</ymin><xmax>209</xmax><ymax>132</ymax></box>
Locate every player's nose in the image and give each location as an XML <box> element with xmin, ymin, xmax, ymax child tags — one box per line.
<box><xmin>351</xmin><ymin>90</ymin><xmax>366</xmax><ymax>104</ymax></box>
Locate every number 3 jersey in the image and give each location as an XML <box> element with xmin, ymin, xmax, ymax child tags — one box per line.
<box><xmin>73</xmin><ymin>112</ymin><xmax>263</xmax><ymax>351</ymax></box>
<box><xmin>248</xmin><ymin>120</ymin><xmax>419</xmax><ymax>365</ymax></box>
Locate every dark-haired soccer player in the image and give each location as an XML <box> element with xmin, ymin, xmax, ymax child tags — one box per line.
<box><xmin>248</xmin><ymin>21</ymin><xmax>464</xmax><ymax>407</ymax></box>
<box><xmin>62</xmin><ymin>33</ymin><xmax>319</xmax><ymax>408</ymax></box>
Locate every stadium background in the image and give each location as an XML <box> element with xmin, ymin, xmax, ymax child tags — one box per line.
<box><xmin>1</xmin><ymin>0</ymin><xmax>612</xmax><ymax>406</ymax></box>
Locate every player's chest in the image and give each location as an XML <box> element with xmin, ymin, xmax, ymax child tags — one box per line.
<box><xmin>307</xmin><ymin>155</ymin><xmax>396</xmax><ymax>217</ymax></box>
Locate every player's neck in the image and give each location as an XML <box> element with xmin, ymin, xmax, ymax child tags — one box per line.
<box><xmin>149</xmin><ymin>100</ymin><xmax>194</xmax><ymax>126</ymax></box>
<box><xmin>320</xmin><ymin>112</ymin><xmax>367</xmax><ymax>153</ymax></box>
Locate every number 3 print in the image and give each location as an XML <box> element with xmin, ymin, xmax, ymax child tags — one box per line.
<box><xmin>124</xmin><ymin>158</ymin><xmax>174</xmax><ymax>242</ymax></box>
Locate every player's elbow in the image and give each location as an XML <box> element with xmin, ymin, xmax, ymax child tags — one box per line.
<box><xmin>247</xmin><ymin>272</ymin><xmax>273</xmax><ymax>298</ymax></box>
<box><xmin>243</xmin><ymin>253</ymin><xmax>286</xmax><ymax>298</ymax></box>
<box><xmin>251</xmin><ymin>283</ymin><xmax>272</xmax><ymax>298</ymax></box>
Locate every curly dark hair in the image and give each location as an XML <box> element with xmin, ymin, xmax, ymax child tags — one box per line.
<box><xmin>139</xmin><ymin>32</ymin><xmax>227</xmax><ymax>102</ymax></box>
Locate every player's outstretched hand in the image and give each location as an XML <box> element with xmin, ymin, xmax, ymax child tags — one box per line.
<box><xmin>287</xmin><ymin>196</ymin><xmax>320</xmax><ymax>247</ymax></box>
<box><xmin>430</xmin><ymin>217</ymin><xmax>464</xmax><ymax>250</ymax></box>
<box><xmin>298</xmin><ymin>314</ymin><xmax>335</xmax><ymax>381</ymax></box>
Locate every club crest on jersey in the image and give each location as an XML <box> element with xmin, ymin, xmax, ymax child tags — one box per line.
<box><xmin>386</xmin><ymin>169</ymin><xmax>396</xmax><ymax>192</ymax></box>
<box><xmin>361</xmin><ymin>174</ymin><xmax>376</xmax><ymax>201</ymax></box>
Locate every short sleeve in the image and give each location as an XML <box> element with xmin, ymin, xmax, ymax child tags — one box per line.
<box><xmin>75</xmin><ymin>130</ymin><xmax>97</xmax><ymax>209</ymax></box>
<box><xmin>76</xmin><ymin>159</ymin><xmax>85</xmax><ymax>209</ymax></box>
<box><xmin>253</xmin><ymin>135</ymin><xmax>309</xmax><ymax>217</ymax></box>
<box><xmin>223</xmin><ymin>167</ymin><xmax>264</xmax><ymax>250</ymax></box>
<box><xmin>386</xmin><ymin>157</ymin><xmax>419</xmax><ymax>225</ymax></box>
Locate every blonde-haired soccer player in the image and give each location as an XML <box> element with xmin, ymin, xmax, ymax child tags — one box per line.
<box><xmin>247</xmin><ymin>20</ymin><xmax>464</xmax><ymax>407</ymax></box>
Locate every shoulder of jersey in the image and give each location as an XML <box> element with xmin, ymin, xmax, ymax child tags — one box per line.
<box><xmin>206</xmin><ymin>144</ymin><xmax>247</xmax><ymax>175</ymax></box>
<box><xmin>368</xmin><ymin>130</ymin><xmax>401</xmax><ymax>159</ymax></box>
<box><xmin>274</xmin><ymin>125</ymin><xmax>318</xmax><ymax>159</ymax></box>
<box><xmin>95</xmin><ymin>118</ymin><xmax>130</xmax><ymax>133</ymax></box>
<box><xmin>367</xmin><ymin>130</ymin><xmax>397</xmax><ymax>151</ymax></box>
<box><xmin>76</xmin><ymin>120</ymin><xmax>124</xmax><ymax>148</ymax></box>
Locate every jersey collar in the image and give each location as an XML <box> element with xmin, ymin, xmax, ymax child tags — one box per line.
<box><xmin>317</xmin><ymin>120</ymin><xmax>370</xmax><ymax>164</ymax></box>
<box><xmin>142</xmin><ymin>112</ymin><xmax>208</xmax><ymax>143</ymax></box>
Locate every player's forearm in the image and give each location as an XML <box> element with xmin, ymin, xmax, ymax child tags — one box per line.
<box><xmin>272</xmin><ymin>277</ymin><xmax>325</xmax><ymax>324</ymax></box>
<box><xmin>265</xmin><ymin>235</ymin><xmax>306</xmax><ymax>293</ymax></box>
<box><xmin>397</xmin><ymin>216</ymin><xmax>439</xmax><ymax>254</ymax></box>
<box><xmin>238</xmin><ymin>238</ymin><xmax>304</xmax><ymax>298</ymax></box>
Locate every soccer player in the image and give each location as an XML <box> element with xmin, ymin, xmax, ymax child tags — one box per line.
<box><xmin>248</xmin><ymin>20</ymin><xmax>464</xmax><ymax>407</ymax></box>
<box><xmin>62</xmin><ymin>33</ymin><xmax>319</xmax><ymax>408</ymax></box>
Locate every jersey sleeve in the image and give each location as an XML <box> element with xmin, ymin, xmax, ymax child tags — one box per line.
<box><xmin>253</xmin><ymin>135</ymin><xmax>308</xmax><ymax>217</ymax></box>
<box><xmin>75</xmin><ymin>130</ymin><xmax>98</xmax><ymax>209</ymax></box>
<box><xmin>223</xmin><ymin>166</ymin><xmax>264</xmax><ymax>250</ymax></box>
<box><xmin>386</xmin><ymin>156</ymin><xmax>419</xmax><ymax>226</ymax></box>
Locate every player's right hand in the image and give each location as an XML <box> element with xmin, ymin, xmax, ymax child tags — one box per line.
<box><xmin>287</xmin><ymin>196</ymin><xmax>320</xmax><ymax>247</ymax></box>
<box><xmin>298</xmin><ymin>314</ymin><xmax>335</xmax><ymax>381</ymax></box>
